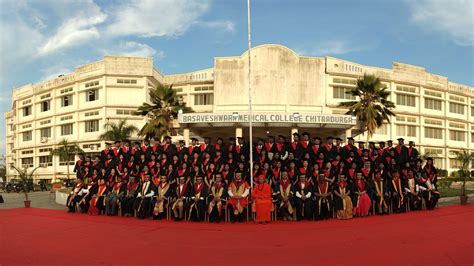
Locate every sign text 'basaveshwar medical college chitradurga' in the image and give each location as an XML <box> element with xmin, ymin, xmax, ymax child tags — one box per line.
<box><xmin>178</xmin><ymin>112</ymin><xmax>357</xmax><ymax>125</ymax></box>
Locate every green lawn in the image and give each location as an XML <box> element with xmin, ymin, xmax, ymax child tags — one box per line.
<box><xmin>438</xmin><ymin>187</ymin><xmax>474</xmax><ymax>198</ymax></box>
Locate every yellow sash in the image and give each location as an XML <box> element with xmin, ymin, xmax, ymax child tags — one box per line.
<box><xmin>374</xmin><ymin>181</ymin><xmax>388</xmax><ymax>209</ymax></box>
<box><xmin>279</xmin><ymin>183</ymin><xmax>293</xmax><ymax>214</ymax></box>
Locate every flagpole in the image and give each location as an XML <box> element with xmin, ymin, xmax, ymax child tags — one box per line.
<box><xmin>247</xmin><ymin>0</ymin><xmax>254</xmax><ymax>189</ymax></box>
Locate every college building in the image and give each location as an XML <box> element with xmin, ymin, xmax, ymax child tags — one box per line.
<box><xmin>4</xmin><ymin>44</ymin><xmax>473</xmax><ymax>181</ymax></box>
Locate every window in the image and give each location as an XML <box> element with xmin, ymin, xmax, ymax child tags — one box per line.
<box><xmin>449</xmin><ymin>130</ymin><xmax>465</xmax><ymax>141</ymax></box>
<box><xmin>424</xmin><ymin>90</ymin><xmax>442</xmax><ymax>98</ymax></box>
<box><xmin>23</xmin><ymin>106</ymin><xmax>32</xmax><ymax>116</ymax></box>
<box><xmin>60</xmin><ymin>87</ymin><xmax>73</xmax><ymax>94</ymax></box>
<box><xmin>40</xmin><ymin>120</ymin><xmax>51</xmax><ymax>125</ymax></box>
<box><xmin>424</xmin><ymin>148</ymin><xmax>443</xmax><ymax>155</ymax></box>
<box><xmin>41</xmin><ymin>100</ymin><xmax>50</xmax><ymax>112</ymax></box>
<box><xmin>116</xmin><ymin>109</ymin><xmax>137</xmax><ymax>115</ymax></box>
<box><xmin>333</xmin><ymin>77</ymin><xmax>357</xmax><ymax>85</ymax></box>
<box><xmin>86</xmin><ymin>90</ymin><xmax>98</xmax><ymax>102</ymax></box>
<box><xmin>396</xmin><ymin>125</ymin><xmax>417</xmax><ymax>137</ymax></box>
<box><xmin>21</xmin><ymin>157</ymin><xmax>34</xmax><ymax>168</ymax></box>
<box><xmin>22</xmin><ymin>124</ymin><xmax>32</xmax><ymax>129</ymax></box>
<box><xmin>194</xmin><ymin>86</ymin><xmax>214</xmax><ymax>91</ymax></box>
<box><xmin>425</xmin><ymin>119</ymin><xmax>443</xmax><ymax>126</ymax></box>
<box><xmin>471</xmin><ymin>106</ymin><xmax>474</xmax><ymax>116</ymax></box>
<box><xmin>396</xmin><ymin>86</ymin><xmax>417</xmax><ymax>93</ymax></box>
<box><xmin>22</xmin><ymin>131</ymin><xmax>32</xmax><ymax>141</ymax></box>
<box><xmin>40</xmin><ymin>93</ymin><xmax>51</xmax><ymax>100</ymax></box>
<box><xmin>424</xmin><ymin>98</ymin><xmax>442</xmax><ymax>110</ymax></box>
<box><xmin>449</xmin><ymin>122</ymin><xmax>466</xmax><ymax>129</ymax></box>
<box><xmin>333</xmin><ymin>87</ymin><xmax>356</xmax><ymax>100</ymax></box>
<box><xmin>59</xmin><ymin>154</ymin><xmax>75</xmax><ymax>166</ymax></box>
<box><xmin>449</xmin><ymin>103</ymin><xmax>464</xmax><ymax>114</ymax></box>
<box><xmin>39</xmin><ymin>148</ymin><xmax>52</xmax><ymax>153</ymax></box>
<box><xmin>174</xmin><ymin>88</ymin><xmax>183</xmax><ymax>93</ymax></box>
<box><xmin>61</xmin><ymin>95</ymin><xmax>72</xmax><ymax>107</ymax></box>
<box><xmin>40</xmin><ymin>127</ymin><xmax>51</xmax><ymax>138</ymax></box>
<box><xmin>85</xmin><ymin>111</ymin><xmax>99</xmax><ymax>117</ymax></box>
<box><xmin>85</xmin><ymin>120</ymin><xmax>99</xmax><ymax>133</ymax></box>
<box><xmin>85</xmin><ymin>81</ymin><xmax>99</xmax><ymax>88</ymax></box>
<box><xmin>22</xmin><ymin>99</ymin><xmax>32</xmax><ymax>105</ymax></box>
<box><xmin>449</xmin><ymin>95</ymin><xmax>465</xmax><ymax>103</ymax></box>
<box><xmin>117</xmin><ymin>79</ymin><xmax>137</xmax><ymax>84</ymax></box>
<box><xmin>61</xmin><ymin>123</ymin><xmax>73</xmax><ymax>136</ymax></box>
<box><xmin>424</xmin><ymin>128</ymin><xmax>443</xmax><ymax>139</ymax></box>
<box><xmin>396</xmin><ymin>94</ymin><xmax>416</xmax><ymax>107</ymax></box>
<box><xmin>60</xmin><ymin>115</ymin><xmax>73</xmax><ymax>121</ymax></box>
<box><xmin>194</xmin><ymin>94</ymin><xmax>213</xmax><ymax>105</ymax></box>
<box><xmin>39</xmin><ymin>156</ymin><xmax>52</xmax><ymax>167</ymax></box>
<box><xmin>21</xmin><ymin>150</ymin><xmax>33</xmax><ymax>155</ymax></box>
<box><xmin>450</xmin><ymin>158</ymin><xmax>462</xmax><ymax>168</ymax></box>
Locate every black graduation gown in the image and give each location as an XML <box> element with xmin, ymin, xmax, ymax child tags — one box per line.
<box><xmin>370</xmin><ymin>179</ymin><xmax>390</xmax><ymax>214</ymax></box>
<box><xmin>188</xmin><ymin>183</ymin><xmax>209</xmax><ymax>221</ymax></box>
<box><xmin>313</xmin><ymin>181</ymin><xmax>332</xmax><ymax>220</ymax></box>
<box><xmin>294</xmin><ymin>182</ymin><xmax>313</xmax><ymax>220</ymax></box>
<box><xmin>134</xmin><ymin>181</ymin><xmax>156</xmax><ymax>219</ymax></box>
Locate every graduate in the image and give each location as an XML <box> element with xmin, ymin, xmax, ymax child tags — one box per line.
<box><xmin>66</xmin><ymin>178</ymin><xmax>85</xmax><ymax>213</ymax></box>
<box><xmin>333</xmin><ymin>174</ymin><xmax>353</xmax><ymax>220</ymax></box>
<box><xmin>122</xmin><ymin>176</ymin><xmax>139</xmax><ymax>217</ymax></box>
<box><xmin>274</xmin><ymin>171</ymin><xmax>294</xmax><ymax>221</ymax></box>
<box><xmin>404</xmin><ymin>169</ymin><xmax>422</xmax><ymax>211</ymax></box>
<box><xmin>417</xmin><ymin>172</ymin><xmax>440</xmax><ymax>210</ymax></box>
<box><xmin>88</xmin><ymin>178</ymin><xmax>108</xmax><ymax>216</ymax></box>
<box><xmin>294</xmin><ymin>175</ymin><xmax>313</xmax><ymax>221</ymax></box>
<box><xmin>227</xmin><ymin>172</ymin><xmax>250</xmax><ymax>223</ymax></box>
<box><xmin>372</xmin><ymin>171</ymin><xmax>390</xmax><ymax>215</ymax></box>
<box><xmin>208</xmin><ymin>173</ymin><xmax>227</xmax><ymax>223</ymax></box>
<box><xmin>188</xmin><ymin>175</ymin><xmax>208</xmax><ymax>222</ymax></box>
<box><xmin>172</xmin><ymin>176</ymin><xmax>192</xmax><ymax>221</ymax></box>
<box><xmin>251</xmin><ymin>175</ymin><xmax>273</xmax><ymax>224</ymax></box>
<box><xmin>389</xmin><ymin>171</ymin><xmax>406</xmax><ymax>213</ymax></box>
<box><xmin>352</xmin><ymin>172</ymin><xmax>371</xmax><ymax>217</ymax></box>
<box><xmin>313</xmin><ymin>173</ymin><xmax>332</xmax><ymax>220</ymax></box>
<box><xmin>134</xmin><ymin>174</ymin><xmax>156</xmax><ymax>219</ymax></box>
<box><xmin>152</xmin><ymin>175</ymin><xmax>172</xmax><ymax>220</ymax></box>
<box><xmin>105</xmin><ymin>175</ymin><xmax>126</xmax><ymax>216</ymax></box>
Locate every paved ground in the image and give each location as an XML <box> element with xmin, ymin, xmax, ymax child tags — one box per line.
<box><xmin>0</xmin><ymin>191</ymin><xmax>64</xmax><ymax>210</ymax></box>
<box><xmin>0</xmin><ymin>191</ymin><xmax>472</xmax><ymax>210</ymax></box>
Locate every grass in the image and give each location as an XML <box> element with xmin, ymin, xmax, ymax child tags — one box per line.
<box><xmin>438</xmin><ymin>187</ymin><xmax>474</xmax><ymax>198</ymax></box>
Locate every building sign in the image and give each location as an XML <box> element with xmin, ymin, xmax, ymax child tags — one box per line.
<box><xmin>178</xmin><ymin>112</ymin><xmax>357</xmax><ymax>125</ymax></box>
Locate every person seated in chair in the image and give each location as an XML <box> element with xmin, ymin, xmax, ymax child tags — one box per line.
<box><xmin>105</xmin><ymin>175</ymin><xmax>126</xmax><ymax>216</ymax></box>
<box><xmin>388</xmin><ymin>171</ymin><xmax>406</xmax><ymax>213</ymax></box>
<box><xmin>67</xmin><ymin>178</ymin><xmax>85</xmax><ymax>213</ymax></box>
<box><xmin>134</xmin><ymin>174</ymin><xmax>155</xmax><ymax>219</ymax></box>
<box><xmin>313</xmin><ymin>173</ymin><xmax>332</xmax><ymax>220</ymax></box>
<box><xmin>294</xmin><ymin>175</ymin><xmax>313</xmax><ymax>221</ymax></box>
<box><xmin>152</xmin><ymin>175</ymin><xmax>172</xmax><ymax>220</ymax></box>
<box><xmin>208</xmin><ymin>174</ymin><xmax>227</xmax><ymax>223</ymax></box>
<box><xmin>121</xmin><ymin>176</ymin><xmax>139</xmax><ymax>217</ymax></box>
<box><xmin>188</xmin><ymin>175</ymin><xmax>209</xmax><ymax>222</ymax></box>
<box><xmin>88</xmin><ymin>178</ymin><xmax>108</xmax><ymax>215</ymax></box>
<box><xmin>404</xmin><ymin>169</ymin><xmax>422</xmax><ymax>211</ymax></box>
<box><xmin>172</xmin><ymin>176</ymin><xmax>192</xmax><ymax>221</ymax></box>
<box><xmin>417</xmin><ymin>172</ymin><xmax>440</xmax><ymax>210</ymax></box>
<box><xmin>371</xmin><ymin>172</ymin><xmax>389</xmax><ymax>215</ymax></box>
<box><xmin>274</xmin><ymin>171</ymin><xmax>295</xmax><ymax>221</ymax></box>
<box><xmin>227</xmin><ymin>172</ymin><xmax>250</xmax><ymax>223</ymax></box>
<box><xmin>333</xmin><ymin>174</ymin><xmax>353</xmax><ymax>220</ymax></box>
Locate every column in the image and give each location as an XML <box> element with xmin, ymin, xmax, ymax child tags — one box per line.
<box><xmin>345</xmin><ymin>129</ymin><xmax>352</xmax><ymax>142</ymax></box>
<box><xmin>236</xmin><ymin>127</ymin><xmax>243</xmax><ymax>139</ymax></box>
<box><xmin>183</xmin><ymin>128</ymin><xmax>190</xmax><ymax>146</ymax></box>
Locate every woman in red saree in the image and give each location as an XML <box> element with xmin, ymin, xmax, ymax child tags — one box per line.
<box><xmin>352</xmin><ymin>172</ymin><xmax>371</xmax><ymax>217</ymax></box>
<box><xmin>251</xmin><ymin>175</ymin><xmax>272</xmax><ymax>224</ymax></box>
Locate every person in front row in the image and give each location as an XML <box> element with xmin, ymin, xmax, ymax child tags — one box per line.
<box><xmin>389</xmin><ymin>171</ymin><xmax>406</xmax><ymax>213</ymax></box>
<box><xmin>105</xmin><ymin>175</ymin><xmax>126</xmax><ymax>216</ymax></box>
<box><xmin>88</xmin><ymin>178</ymin><xmax>108</xmax><ymax>215</ymax></box>
<box><xmin>417</xmin><ymin>172</ymin><xmax>440</xmax><ymax>210</ymax></box>
<box><xmin>122</xmin><ymin>176</ymin><xmax>139</xmax><ymax>217</ymax></box>
<box><xmin>252</xmin><ymin>175</ymin><xmax>272</xmax><ymax>224</ymax></box>
<box><xmin>172</xmin><ymin>176</ymin><xmax>192</xmax><ymax>221</ymax></box>
<box><xmin>372</xmin><ymin>172</ymin><xmax>389</xmax><ymax>215</ymax></box>
<box><xmin>208</xmin><ymin>174</ymin><xmax>227</xmax><ymax>223</ymax></box>
<box><xmin>404</xmin><ymin>170</ymin><xmax>422</xmax><ymax>211</ymax></box>
<box><xmin>313</xmin><ymin>173</ymin><xmax>332</xmax><ymax>220</ymax></box>
<box><xmin>67</xmin><ymin>178</ymin><xmax>84</xmax><ymax>213</ymax></box>
<box><xmin>152</xmin><ymin>175</ymin><xmax>172</xmax><ymax>220</ymax></box>
<box><xmin>295</xmin><ymin>175</ymin><xmax>313</xmax><ymax>221</ymax></box>
<box><xmin>134</xmin><ymin>174</ymin><xmax>155</xmax><ymax>219</ymax></box>
<box><xmin>188</xmin><ymin>175</ymin><xmax>209</xmax><ymax>222</ymax></box>
<box><xmin>333</xmin><ymin>174</ymin><xmax>353</xmax><ymax>220</ymax></box>
<box><xmin>352</xmin><ymin>172</ymin><xmax>371</xmax><ymax>217</ymax></box>
<box><xmin>227</xmin><ymin>172</ymin><xmax>250</xmax><ymax>223</ymax></box>
<box><xmin>274</xmin><ymin>171</ymin><xmax>294</xmax><ymax>221</ymax></box>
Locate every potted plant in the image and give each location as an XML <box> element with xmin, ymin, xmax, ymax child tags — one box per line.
<box><xmin>10</xmin><ymin>164</ymin><xmax>45</xmax><ymax>208</ymax></box>
<box><xmin>453</xmin><ymin>150</ymin><xmax>474</xmax><ymax>205</ymax></box>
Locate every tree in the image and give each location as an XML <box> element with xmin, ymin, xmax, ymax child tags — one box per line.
<box><xmin>339</xmin><ymin>74</ymin><xmax>396</xmax><ymax>144</ymax></box>
<box><xmin>10</xmin><ymin>165</ymin><xmax>44</xmax><ymax>202</ymax></box>
<box><xmin>135</xmin><ymin>83</ymin><xmax>193</xmax><ymax>140</ymax></box>
<box><xmin>99</xmin><ymin>118</ymin><xmax>138</xmax><ymax>141</ymax></box>
<box><xmin>50</xmin><ymin>139</ymin><xmax>83</xmax><ymax>180</ymax></box>
<box><xmin>453</xmin><ymin>150</ymin><xmax>474</xmax><ymax>196</ymax></box>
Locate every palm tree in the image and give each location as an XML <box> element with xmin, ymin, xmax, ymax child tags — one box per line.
<box><xmin>50</xmin><ymin>139</ymin><xmax>83</xmax><ymax>181</ymax></box>
<box><xmin>99</xmin><ymin>118</ymin><xmax>138</xmax><ymax>141</ymax></box>
<box><xmin>135</xmin><ymin>83</ymin><xmax>193</xmax><ymax>140</ymax></box>
<box><xmin>453</xmin><ymin>150</ymin><xmax>474</xmax><ymax>196</ymax></box>
<box><xmin>339</xmin><ymin>74</ymin><xmax>396</xmax><ymax>144</ymax></box>
<box><xmin>10</xmin><ymin>165</ymin><xmax>44</xmax><ymax>203</ymax></box>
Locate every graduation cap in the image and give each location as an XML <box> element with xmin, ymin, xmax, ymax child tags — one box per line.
<box><xmin>347</xmin><ymin>137</ymin><xmax>354</xmax><ymax>140</ymax></box>
<box><xmin>313</xmin><ymin>136</ymin><xmax>321</xmax><ymax>140</ymax></box>
<box><xmin>368</xmin><ymin>141</ymin><xmax>375</xmax><ymax>145</ymax></box>
<box><xmin>237</xmin><ymin>137</ymin><xmax>244</xmax><ymax>140</ymax></box>
<box><xmin>357</xmin><ymin>141</ymin><xmax>365</xmax><ymax>144</ymax></box>
<box><xmin>301</xmin><ymin>132</ymin><xmax>310</xmax><ymax>136</ymax></box>
<box><xmin>397</xmin><ymin>138</ymin><xmax>404</xmax><ymax>141</ymax></box>
<box><xmin>387</xmin><ymin>140</ymin><xmax>393</xmax><ymax>143</ymax></box>
<box><xmin>426</xmin><ymin>157</ymin><xmax>433</xmax><ymax>161</ymax></box>
<box><xmin>134</xmin><ymin>141</ymin><xmax>141</xmax><ymax>145</ymax></box>
<box><xmin>191</xmin><ymin>137</ymin><xmax>199</xmax><ymax>141</ymax></box>
<box><xmin>217</xmin><ymin>137</ymin><xmax>223</xmax><ymax>141</ymax></box>
<box><xmin>105</xmin><ymin>142</ymin><xmax>111</xmax><ymax>145</ymax></box>
<box><xmin>114</xmin><ymin>140</ymin><xmax>121</xmax><ymax>144</ymax></box>
<box><xmin>228</xmin><ymin>137</ymin><xmax>236</xmax><ymax>141</ymax></box>
<box><xmin>164</xmin><ymin>136</ymin><xmax>171</xmax><ymax>140</ymax></box>
<box><xmin>78</xmin><ymin>152</ymin><xmax>85</xmax><ymax>155</ymax></box>
<box><xmin>335</xmin><ymin>137</ymin><xmax>343</xmax><ymax>141</ymax></box>
<box><xmin>409</xmin><ymin>141</ymin><xmax>415</xmax><ymax>144</ymax></box>
<box><xmin>257</xmin><ymin>137</ymin><xmax>264</xmax><ymax>141</ymax></box>
<box><xmin>378</xmin><ymin>141</ymin><xmax>385</xmax><ymax>145</ymax></box>
<box><xmin>123</xmin><ymin>140</ymin><xmax>130</xmax><ymax>144</ymax></box>
<box><xmin>278</xmin><ymin>135</ymin><xmax>286</xmax><ymax>139</ymax></box>
<box><xmin>415</xmin><ymin>158</ymin><xmax>422</xmax><ymax>163</ymax></box>
<box><xmin>292</xmin><ymin>132</ymin><xmax>300</xmax><ymax>137</ymax></box>
<box><xmin>326</xmin><ymin>136</ymin><xmax>334</xmax><ymax>140</ymax></box>
<box><xmin>179</xmin><ymin>140</ymin><xmax>185</xmax><ymax>144</ymax></box>
<box><xmin>204</xmin><ymin>136</ymin><xmax>211</xmax><ymax>140</ymax></box>
<box><xmin>268</xmin><ymin>135</ymin><xmax>275</xmax><ymax>139</ymax></box>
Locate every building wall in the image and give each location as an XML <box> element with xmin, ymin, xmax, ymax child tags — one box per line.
<box><xmin>4</xmin><ymin>45</ymin><xmax>474</xmax><ymax>180</ymax></box>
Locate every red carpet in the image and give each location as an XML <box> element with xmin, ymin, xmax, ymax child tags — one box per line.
<box><xmin>1</xmin><ymin>205</ymin><xmax>473</xmax><ymax>265</ymax></box>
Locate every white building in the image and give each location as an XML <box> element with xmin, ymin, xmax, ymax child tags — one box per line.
<box><xmin>4</xmin><ymin>44</ymin><xmax>474</xmax><ymax>181</ymax></box>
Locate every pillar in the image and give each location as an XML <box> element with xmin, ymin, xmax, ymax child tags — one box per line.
<box><xmin>235</xmin><ymin>127</ymin><xmax>243</xmax><ymax>139</ymax></box>
<box><xmin>345</xmin><ymin>129</ymin><xmax>352</xmax><ymax>143</ymax></box>
<box><xmin>183</xmin><ymin>128</ymin><xmax>190</xmax><ymax>146</ymax></box>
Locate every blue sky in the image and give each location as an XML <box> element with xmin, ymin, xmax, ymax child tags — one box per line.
<box><xmin>0</xmin><ymin>0</ymin><xmax>473</xmax><ymax>153</ymax></box>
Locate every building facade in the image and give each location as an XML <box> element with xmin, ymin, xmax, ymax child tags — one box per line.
<box><xmin>4</xmin><ymin>44</ymin><xmax>474</xmax><ymax>181</ymax></box>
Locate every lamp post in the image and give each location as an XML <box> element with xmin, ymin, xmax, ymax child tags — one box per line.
<box><xmin>247</xmin><ymin>0</ymin><xmax>254</xmax><ymax>188</ymax></box>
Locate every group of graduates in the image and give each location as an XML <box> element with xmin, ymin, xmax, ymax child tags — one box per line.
<box><xmin>66</xmin><ymin>132</ymin><xmax>440</xmax><ymax>223</ymax></box>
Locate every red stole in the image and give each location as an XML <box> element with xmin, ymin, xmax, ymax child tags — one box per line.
<box><xmin>276</xmin><ymin>143</ymin><xmax>283</xmax><ymax>152</ymax></box>
<box><xmin>318</xmin><ymin>181</ymin><xmax>328</xmax><ymax>194</ymax></box>
<box><xmin>291</xmin><ymin>142</ymin><xmax>297</xmax><ymax>150</ymax></box>
<box><xmin>356</xmin><ymin>180</ymin><xmax>365</xmax><ymax>191</ymax></box>
<box><xmin>194</xmin><ymin>183</ymin><xmax>204</xmax><ymax>195</ymax></box>
<box><xmin>312</xmin><ymin>145</ymin><xmax>319</xmax><ymax>155</ymax></box>
<box><xmin>325</xmin><ymin>144</ymin><xmax>332</xmax><ymax>151</ymax></box>
<box><xmin>178</xmin><ymin>183</ymin><xmax>188</xmax><ymax>197</ymax></box>
<box><xmin>113</xmin><ymin>148</ymin><xmax>119</xmax><ymax>156</ymax></box>
<box><xmin>200</xmin><ymin>144</ymin><xmax>207</xmax><ymax>152</ymax></box>
<box><xmin>300</xmin><ymin>140</ymin><xmax>308</xmax><ymax>149</ymax></box>
<box><xmin>113</xmin><ymin>182</ymin><xmax>124</xmax><ymax>193</ymax></box>
<box><xmin>127</xmin><ymin>182</ymin><xmax>138</xmax><ymax>192</ymax></box>
<box><xmin>265</xmin><ymin>143</ymin><xmax>273</xmax><ymax>151</ymax></box>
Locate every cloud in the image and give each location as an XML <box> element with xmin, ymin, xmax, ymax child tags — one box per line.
<box><xmin>407</xmin><ymin>0</ymin><xmax>474</xmax><ymax>46</ymax></box>
<box><xmin>296</xmin><ymin>40</ymin><xmax>371</xmax><ymax>56</ymax></box>
<box><xmin>38</xmin><ymin>65</ymin><xmax>74</xmax><ymax>83</ymax></box>
<box><xmin>198</xmin><ymin>20</ymin><xmax>235</xmax><ymax>32</ymax></box>
<box><xmin>106</xmin><ymin>0</ymin><xmax>211</xmax><ymax>37</ymax></box>
<box><xmin>102</xmin><ymin>41</ymin><xmax>164</xmax><ymax>58</ymax></box>
<box><xmin>37</xmin><ymin>3</ymin><xmax>107</xmax><ymax>56</ymax></box>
